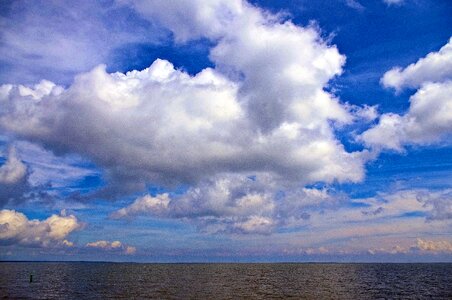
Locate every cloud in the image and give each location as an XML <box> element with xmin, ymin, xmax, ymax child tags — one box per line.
<box><xmin>0</xmin><ymin>0</ymin><xmax>162</xmax><ymax>85</ymax></box>
<box><xmin>0</xmin><ymin>0</ymin><xmax>370</xmax><ymax>199</ymax></box>
<box><xmin>367</xmin><ymin>239</ymin><xmax>452</xmax><ymax>255</ymax></box>
<box><xmin>360</xmin><ymin>81</ymin><xmax>452</xmax><ymax>150</ymax></box>
<box><xmin>0</xmin><ymin>146</ymin><xmax>33</xmax><ymax>207</ymax></box>
<box><xmin>383</xmin><ymin>0</ymin><xmax>404</xmax><ymax>5</ymax></box>
<box><xmin>0</xmin><ymin>209</ymin><xmax>81</xmax><ymax>247</ymax></box>
<box><xmin>250</xmin><ymin>188</ymin><xmax>452</xmax><ymax>250</ymax></box>
<box><xmin>351</xmin><ymin>105</ymin><xmax>379</xmax><ymax>122</ymax></box>
<box><xmin>119</xmin><ymin>0</ymin><xmax>245</xmax><ymax>43</ymax></box>
<box><xmin>345</xmin><ymin>0</ymin><xmax>365</xmax><ymax>11</ymax></box>
<box><xmin>112</xmin><ymin>174</ymin><xmax>342</xmax><ymax>234</ymax></box>
<box><xmin>414</xmin><ymin>238</ymin><xmax>452</xmax><ymax>253</ymax></box>
<box><xmin>12</xmin><ymin>141</ymin><xmax>98</xmax><ymax>190</ymax></box>
<box><xmin>0</xmin><ymin>147</ymin><xmax>26</xmax><ymax>184</ymax></box>
<box><xmin>86</xmin><ymin>240</ymin><xmax>136</xmax><ymax>255</ymax></box>
<box><xmin>381</xmin><ymin>38</ymin><xmax>452</xmax><ymax>91</ymax></box>
<box><xmin>357</xmin><ymin>189</ymin><xmax>452</xmax><ymax>221</ymax></box>
<box><xmin>360</xmin><ymin>38</ymin><xmax>452</xmax><ymax>151</ymax></box>
<box><xmin>418</xmin><ymin>190</ymin><xmax>452</xmax><ymax>221</ymax></box>
<box><xmin>367</xmin><ymin>245</ymin><xmax>408</xmax><ymax>255</ymax></box>
<box><xmin>120</xmin><ymin>0</ymin><xmax>351</xmax><ymax>131</ymax></box>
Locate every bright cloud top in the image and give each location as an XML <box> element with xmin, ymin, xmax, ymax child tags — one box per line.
<box><xmin>0</xmin><ymin>209</ymin><xmax>81</xmax><ymax>247</ymax></box>
<box><xmin>381</xmin><ymin>38</ymin><xmax>452</xmax><ymax>91</ymax></box>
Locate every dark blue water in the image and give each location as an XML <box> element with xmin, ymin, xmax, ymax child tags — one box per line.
<box><xmin>0</xmin><ymin>262</ymin><xmax>451</xmax><ymax>299</ymax></box>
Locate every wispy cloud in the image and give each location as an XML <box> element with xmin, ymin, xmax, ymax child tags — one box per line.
<box><xmin>0</xmin><ymin>0</ymin><xmax>162</xmax><ymax>85</ymax></box>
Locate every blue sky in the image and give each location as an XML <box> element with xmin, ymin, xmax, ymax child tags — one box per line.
<box><xmin>0</xmin><ymin>0</ymin><xmax>451</xmax><ymax>262</ymax></box>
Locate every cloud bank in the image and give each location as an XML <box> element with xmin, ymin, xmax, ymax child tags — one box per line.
<box><xmin>86</xmin><ymin>240</ymin><xmax>136</xmax><ymax>255</ymax></box>
<box><xmin>111</xmin><ymin>174</ymin><xmax>337</xmax><ymax>234</ymax></box>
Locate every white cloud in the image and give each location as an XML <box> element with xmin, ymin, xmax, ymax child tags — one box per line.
<box><xmin>383</xmin><ymin>0</ymin><xmax>404</xmax><ymax>5</ymax></box>
<box><xmin>86</xmin><ymin>240</ymin><xmax>136</xmax><ymax>255</ymax></box>
<box><xmin>381</xmin><ymin>38</ymin><xmax>452</xmax><ymax>91</ymax></box>
<box><xmin>0</xmin><ymin>147</ymin><xmax>26</xmax><ymax>184</ymax></box>
<box><xmin>357</xmin><ymin>189</ymin><xmax>452</xmax><ymax>221</ymax></box>
<box><xmin>120</xmin><ymin>0</ymin><xmax>245</xmax><ymax>43</ymax></box>
<box><xmin>122</xmin><ymin>0</ymin><xmax>351</xmax><ymax>131</ymax></box>
<box><xmin>111</xmin><ymin>174</ymin><xmax>340</xmax><ymax>234</ymax></box>
<box><xmin>361</xmin><ymin>38</ymin><xmax>452</xmax><ymax>151</ymax></box>
<box><xmin>252</xmin><ymin>188</ymin><xmax>451</xmax><ymax>250</ymax></box>
<box><xmin>0</xmin><ymin>141</ymin><xmax>95</xmax><ymax>207</ymax></box>
<box><xmin>361</xmin><ymin>81</ymin><xmax>452</xmax><ymax>150</ymax></box>
<box><xmin>112</xmin><ymin>194</ymin><xmax>171</xmax><ymax>219</ymax></box>
<box><xmin>14</xmin><ymin>141</ymin><xmax>97</xmax><ymax>189</ymax></box>
<box><xmin>0</xmin><ymin>209</ymin><xmax>81</xmax><ymax>247</ymax></box>
<box><xmin>368</xmin><ymin>239</ymin><xmax>452</xmax><ymax>255</ymax></box>
<box><xmin>414</xmin><ymin>238</ymin><xmax>452</xmax><ymax>253</ymax></box>
<box><xmin>367</xmin><ymin>245</ymin><xmax>408</xmax><ymax>255</ymax></box>
<box><xmin>0</xmin><ymin>0</ymin><xmax>369</xmax><ymax>198</ymax></box>
<box><xmin>0</xmin><ymin>146</ymin><xmax>34</xmax><ymax>206</ymax></box>
<box><xmin>346</xmin><ymin>0</ymin><xmax>365</xmax><ymax>11</ymax></box>
<box><xmin>233</xmin><ymin>216</ymin><xmax>274</xmax><ymax>235</ymax></box>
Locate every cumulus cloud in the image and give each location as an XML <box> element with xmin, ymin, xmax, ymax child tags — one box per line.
<box><xmin>381</xmin><ymin>38</ymin><xmax>452</xmax><ymax>91</ymax></box>
<box><xmin>86</xmin><ymin>240</ymin><xmax>136</xmax><ymax>255</ymax></box>
<box><xmin>112</xmin><ymin>174</ymin><xmax>340</xmax><ymax>234</ymax></box>
<box><xmin>0</xmin><ymin>209</ymin><xmax>81</xmax><ymax>247</ymax></box>
<box><xmin>414</xmin><ymin>238</ymin><xmax>452</xmax><ymax>253</ymax></box>
<box><xmin>370</xmin><ymin>239</ymin><xmax>452</xmax><ymax>255</ymax></box>
<box><xmin>115</xmin><ymin>186</ymin><xmax>450</xmax><ymax>236</ymax></box>
<box><xmin>0</xmin><ymin>146</ymin><xmax>33</xmax><ymax>207</ymax></box>
<box><xmin>0</xmin><ymin>147</ymin><xmax>26</xmax><ymax>184</ymax></box>
<box><xmin>360</xmin><ymin>38</ymin><xmax>452</xmax><ymax>151</ymax></box>
<box><xmin>0</xmin><ymin>0</ymin><xmax>369</xmax><ymax>201</ymax></box>
<box><xmin>418</xmin><ymin>190</ymin><xmax>452</xmax><ymax>221</ymax></box>
<box><xmin>115</xmin><ymin>0</ymin><xmax>352</xmax><ymax>132</ymax></box>
<box><xmin>367</xmin><ymin>245</ymin><xmax>408</xmax><ymax>255</ymax></box>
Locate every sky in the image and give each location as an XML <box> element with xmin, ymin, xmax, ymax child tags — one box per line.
<box><xmin>0</xmin><ymin>0</ymin><xmax>451</xmax><ymax>262</ymax></box>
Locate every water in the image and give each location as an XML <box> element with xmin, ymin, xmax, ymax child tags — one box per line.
<box><xmin>0</xmin><ymin>262</ymin><xmax>451</xmax><ymax>299</ymax></box>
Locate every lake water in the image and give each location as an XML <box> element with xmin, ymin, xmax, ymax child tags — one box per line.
<box><xmin>0</xmin><ymin>262</ymin><xmax>451</xmax><ymax>299</ymax></box>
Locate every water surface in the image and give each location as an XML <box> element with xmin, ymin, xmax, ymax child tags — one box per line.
<box><xmin>0</xmin><ymin>262</ymin><xmax>451</xmax><ymax>299</ymax></box>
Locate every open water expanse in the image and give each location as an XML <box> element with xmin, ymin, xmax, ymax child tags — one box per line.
<box><xmin>0</xmin><ymin>262</ymin><xmax>451</xmax><ymax>299</ymax></box>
